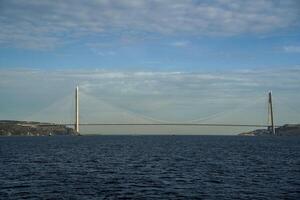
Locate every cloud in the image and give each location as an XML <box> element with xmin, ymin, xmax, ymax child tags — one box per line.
<box><xmin>95</xmin><ymin>50</ymin><xmax>116</xmax><ymax>56</ymax></box>
<box><xmin>170</xmin><ymin>41</ymin><xmax>189</xmax><ymax>47</ymax></box>
<box><xmin>1</xmin><ymin>68</ymin><xmax>300</xmax><ymax>95</ymax></box>
<box><xmin>1</xmin><ymin>67</ymin><xmax>300</xmax><ymax>104</ymax></box>
<box><xmin>283</xmin><ymin>45</ymin><xmax>300</xmax><ymax>53</ymax></box>
<box><xmin>0</xmin><ymin>0</ymin><xmax>299</xmax><ymax>49</ymax></box>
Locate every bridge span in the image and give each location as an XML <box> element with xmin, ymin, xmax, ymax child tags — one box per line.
<box><xmin>58</xmin><ymin>123</ymin><xmax>278</xmax><ymax>128</ymax></box>
<box><xmin>71</xmin><ymin>87</ymin><xmax>277</xmax><ymax>134</ymax></box>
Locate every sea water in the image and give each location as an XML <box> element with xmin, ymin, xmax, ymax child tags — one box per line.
<box><xmin>0</xmin><ymin>135</ymin><xmax>299</xmax><ymax>199</ymax></box>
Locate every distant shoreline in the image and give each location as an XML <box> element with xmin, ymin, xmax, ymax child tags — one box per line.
<box><xmin>239</xmin><ymin>124</ymin><xmax>300</xmax><ymax>136</ymax></box>
<box><xmin>1</xmin><ymin>120</ymin><xmax>299</xmax><ymax>136</ymax></box>
<box><xmin>0</xmin><ymin>120</ymin><xmax>78</xmax><ymax>136</ymax></box>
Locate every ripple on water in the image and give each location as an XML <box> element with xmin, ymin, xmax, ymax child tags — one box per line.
<box><xmin>0</xmin><ymin>136</ymin><xmax>299</xmax><ymax>199</ymax></box>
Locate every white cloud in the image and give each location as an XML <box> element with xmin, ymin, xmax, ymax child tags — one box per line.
<box><xmin>95</xmin><ymin>50</ymin><xmax>116</xmax><ymax>56</ymax></box>
<box><xmin>0</xmin><ymin>0</ymin><xmax>299</xmax><ymax>49</ymax></box>
<box><xmin>1</xmin><ymin>68</ymin><xmax>300</xmax><ymax>101</ymax></box>
<box><xmin>170</xmin><ymin>41</ymin><xmax>189</xmax><ymax>47</ymax></box>
<box><xmin>283</xmin><ymin>45</ymin><xmax>300</xmax><ymax>53</ymax></box>
<box><xmin>1</xmin><ymin>68</ymin><xmax>300</xmax><ymax>94</ymax></box>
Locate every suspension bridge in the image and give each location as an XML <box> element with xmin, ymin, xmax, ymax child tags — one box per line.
<box><xmin>67</xmin><ymin>86</ymin><xmax>277</xmax><ymax>134</ymax></box>
<box><xmin>24</xmin><ymin>85</ymin><xmax>300</xmax><ymax>135</ymax></box>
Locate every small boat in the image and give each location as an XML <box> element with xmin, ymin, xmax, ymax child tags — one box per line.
<box><xmin>48</xmin><ymin>132</ymin><xmax>52</xmax><ymax>136</ymax></box>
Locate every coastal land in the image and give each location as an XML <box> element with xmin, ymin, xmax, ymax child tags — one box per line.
<box><xmin>1</xmin><ymin>120</ymin><xmax>299</xmax><ymax>136</ymax></box>
<box><xmin>239</xmin><ymin>124</ymin><xmax>300</xmax><ymax>136</ymax></box>
<box><xmin>0</xmin><ymin>120</ymin><xmax>77</xmax><ymax>136</ymax></box>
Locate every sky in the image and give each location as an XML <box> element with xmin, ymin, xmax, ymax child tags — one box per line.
<box><xmin>0</xmin><ymin>0</ymin><xmax>300</xmax><ymax>134</ymax></box>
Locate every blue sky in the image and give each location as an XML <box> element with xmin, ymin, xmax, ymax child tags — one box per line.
<box><xmin>0</xmin><ymin>0</ymin><xmax>299</xmax><ymax>70</ymax></box>
<box><xmin>0</xmin><ymin>0</ymin><xmax>300</xmax><ymax>134</ymax></box>
<box><xmin>1</xmin><ymin>34</ymin><xmax>300</xmax><ymax>70</ymax></box>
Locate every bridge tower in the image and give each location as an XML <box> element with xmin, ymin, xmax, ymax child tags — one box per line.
<box><xmin>268</xmin><ymin>91</ymin><xmax>275</xmax><ymax>135</ymax></box>
<box><xmin>75</xmin><ymin>86</ymin><xmax>79</xmax><ymax>133</ymax></box>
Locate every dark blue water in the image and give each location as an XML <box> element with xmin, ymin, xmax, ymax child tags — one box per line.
<box><xmin>0</xmin><ymin>136</ymin><xmax>299</xmax><ymax>199</ymax></box>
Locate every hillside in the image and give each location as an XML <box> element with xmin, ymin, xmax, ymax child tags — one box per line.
<box><xmin>0</xmin><ymin>120</ymin><xmax>78</xmax><ymax>136</ymax></box>
<box><xmin>239</xmin><ymin>124</ymin><xmax>300</xmax><ymax>136</ymax></box>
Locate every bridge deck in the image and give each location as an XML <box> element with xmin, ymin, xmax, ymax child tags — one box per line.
<box><xmin>57</xmin><ymin>123</ymin><xmax>278</xmax><ymax>128</ymax></box>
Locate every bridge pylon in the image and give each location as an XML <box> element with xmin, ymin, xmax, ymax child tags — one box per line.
<box><xmin>268</xmin><ymin>91</ymin><xmax>275</xmax><ymax>135</ymax></box>
<box><xmin>75</xmin><ymin>86</ymin><xmax>79</xmax><ymax>133</ymax></box>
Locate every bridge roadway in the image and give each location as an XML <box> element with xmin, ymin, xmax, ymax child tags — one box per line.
<box><xmin>55</xmin><ymin>123</ymin><xmax>279</xmax><ymax>128</ymax></box>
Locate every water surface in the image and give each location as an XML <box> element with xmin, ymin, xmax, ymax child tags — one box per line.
<box><xmin>0</xmin><ymin>136</ymin><xmax>299</xmax><ymax>199</ymax></box>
